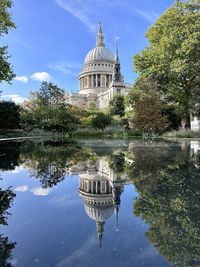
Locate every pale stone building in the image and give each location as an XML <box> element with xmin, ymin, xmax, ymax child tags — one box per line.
<box><xmin>67</xmin><ymin>24</ymin><xmax>132</xmax><ymax>109</ymax></box>
<box><xmin>75</xmin><ymin>157</ymin><xmax>131</xmax><ymax>246</ymax></box>
<box><xmin>191</xmin><ymin>115</ymin><xmax>200</xmax><ymax>131</ymax></box>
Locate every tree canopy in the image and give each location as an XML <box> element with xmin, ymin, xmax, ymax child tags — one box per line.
<box><xmin>128</xmin><ymin>78</ymin><xmax>168</xmax><ymax>134</ymax></box>
<box><xmin>0</xmin><ymin>101</ymin><xmax>21</xmax><ymax>129</ymax></box>
<box><xmin>21</xmin><ymin>82</ymin><xmax>79</xmax><ymax>134</ymax></box>
<box><xmin>109</xmin><ymin>94</ymin><xmax>125</xmax><ymax>117</ymax></box>
<box><xmin>0</xmin><ymin>0</ymin><xmax>15</xmax><ymax>83</ymax></box>
<box><xmin>133</xmin><ymin>0</ymin><xmax>200</xmax><ymax>128</ymax></box>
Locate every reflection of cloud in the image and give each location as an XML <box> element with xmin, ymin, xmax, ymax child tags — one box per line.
<box><xmin>31</xmin><ymin>187</ymin><xmax>51</xmax><ymax>196</ymax></box>
<box><xmin>6</xmin><ymin>166</ymin><xmax>25</xmax><ymax>174</ymax></box>
<box><xmin>15</xmin><ymin>185</ymin><xmax>29</xmax><ymax>192</ymax></box>
<box><xmin>56</xmin><ymin>235</ymin><xmax>96</xmax><ymax>267</ymax></box>
<box><xmin>49</xmin><ymin>193</ymin><xmax>80</xmax><ymax>207</ymax></box>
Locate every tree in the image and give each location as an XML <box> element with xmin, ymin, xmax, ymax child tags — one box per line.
<box><xmin>86</xmin><ymin>112</ymin><xmax>111</xmax><ymax>131</ymax></box>
<box><xmin>0</xmin><ymin>101</ymin><xmax>21</xmax><ymax>129</ymax></box>
<box><xmin>128</xmin><ymin>79</ymin><xmax>168</xmax><ymax>134</ymax></box>
<box><xmin>0</xmin><ymin>0</ymin><xmax>15</xmax><ymax>83</ymax></box>
<box><xmin>134</xmin><ymin>0</ymin><xmax>200</xmax><ymax>129</ymax></box>
<box><xmin>21</xmin><ymin>82</ymin><xmax>79</xmax><ymax>134</ymax></box>
<box><xmin>109</xmin><ymin>94</ymin><xmax>125</xmax><ymax>117</ymax></box>
<box><xmin>33</xmin><ymin>81</ymin><xmax>66</xmax><ymax>107</ymax></box>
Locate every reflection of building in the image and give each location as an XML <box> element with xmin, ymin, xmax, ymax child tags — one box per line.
<box><xmin>69</xmin><ymin>158</ymin><xmax>131</xmax><ymax>246</ymax></box>
<box><xmin>66</xmin><ymin>24</ymin><xmax>132</xmax><ymax>109</ymax></box>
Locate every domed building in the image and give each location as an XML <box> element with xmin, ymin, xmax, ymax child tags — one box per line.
<box><xmin>78</xmin><ymin>171</ymin><xmax>124</xmax><ymax>246</ymax></box>
<box><xmin>67</xmin><ymin>24</ymin><xmax>132</xmax><ymax>109</ymax></box>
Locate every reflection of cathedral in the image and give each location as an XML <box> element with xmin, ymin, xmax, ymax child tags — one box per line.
<box><xmin>66</xmin><ymin>24</ymin><xmax>132</xmax><ymax>109</ymax></box>
<box><xmin>69</xmin><ymin>158</ymin><xmax>131</xmax><ymax>246</ymax></box>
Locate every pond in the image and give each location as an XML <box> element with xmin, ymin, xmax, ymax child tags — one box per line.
<box><xmin>0</xmin><ymin>139</ymin><xmax>200</xmax><ymax>267</ymax></box>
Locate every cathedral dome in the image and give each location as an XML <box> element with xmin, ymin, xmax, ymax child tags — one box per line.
<box><xmin>85</xmin><ymin>204</ymin><xmax>114</xmax><ymax>222</ymax></box>
<box><xmin>84</xmin><ymin>46</ymin><xmax>114</xmax><ymax>64</ymax></box>
<box><xmin>84</xmin><ymin>24</ymin><xmax>114</xmax><ymax>65</ymax></box>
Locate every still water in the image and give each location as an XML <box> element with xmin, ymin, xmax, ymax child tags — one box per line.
<box><xmin>0</xmin><ymin>139</ymin><xmax>200</xmax><ymax>267</ymax></box>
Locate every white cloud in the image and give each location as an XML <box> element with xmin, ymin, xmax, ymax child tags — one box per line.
<box><xmin>55</xmin><ymin>0</ymin><xmax>97</xmax><ymax>32</ymax></box>
<box><xmin>31</xmin><ymin>187</ymin><xmax>51</xmax><ymax>196</ymax></box>
<box><xmin>1</xmin><ymin>94</ymin><xmax>26</xmax><ymax>104</ymax></box>
<box><xmin>49</xmin><ymin>61</ymin><xmax>81</xmax><ymax>75</ymax></box>
<box><xmin>15</xmin><ymin>185</ymin><xmax>29</xmax><ymax>192</ymax></box>
<box><xmin>30</xmin><ymin>72</ymin><xmax>52</xmax><ymax>82</ymax></box>
<box><xmin>15</xmin><ymin>76</ymin><xmax>29</xmax><ymax>83</ymax></box>
<box><xmin>135</xmin><ymin>9</ymin><xmax>159</xmax><ymax>23</ymax></box>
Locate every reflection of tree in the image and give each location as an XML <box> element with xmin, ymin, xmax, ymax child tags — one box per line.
<box><xmin>132</xmin><ymin>147</ymin><xmax>200</xmax><ymax>267</ymax></box>
<box><xmin>0</xmin><ymin>142</ymin><xmax>21</xmax><ymax>171</ymax></box>
<box><xmin>0</xmin><ymin>235</ymin><xmax>16</xmax><ymax>267</ymax></box>
<box><xmin>107</xmin><ymin>151</ymin><xmax>125</xmax><ymax>174</ymax></box>
<box><xmin>20</xmin><ymin>141</ymin><xmax>93</xmax><ymax>188</ymax></box>
<box><xmin>0</xmin><ymin>187</ymin><xmax>16</xmax><ymax>225</ymax></box>
<box><xmin>0</xmin><ymin>186</ymin><xmax>16</xmax><ymax>267</ymax></box>
<box><xmin>126</xmin><ymin>143</ymin><xmax>181</xmax><ymax>189</ymax></box>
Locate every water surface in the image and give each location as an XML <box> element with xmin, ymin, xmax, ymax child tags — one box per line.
<box><xmin>0</xmin><ymin>139</ymin><xmax>200</xmax><ymax>267</ymax></box>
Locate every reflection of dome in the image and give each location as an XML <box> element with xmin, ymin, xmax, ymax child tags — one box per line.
<box><xmin>85</xmin><ymin>204</ymin><xmax>114</xmax><ymax>222</ymax></box>
<box><xmin>84</xmin><ymin>46</ymin><xmax>114</xmax><ymax>64</ymax></box>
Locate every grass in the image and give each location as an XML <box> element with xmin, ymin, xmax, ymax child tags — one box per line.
<box><xmin>74</xmin><ymin>127</ymin><xmax>142</xmax><ymax>139</ymax></box>
<box><xmin>163</xmin><ymin>130</ymin><xmax>200</xmax><ymax>139</ymax></box>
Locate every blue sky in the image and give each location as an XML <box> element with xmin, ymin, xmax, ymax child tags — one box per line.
<box><xmin>0</xmin><ymin>0</ymin><xmax>174</xmax><ymax>103</ymax></box>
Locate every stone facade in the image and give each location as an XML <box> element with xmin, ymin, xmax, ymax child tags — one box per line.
<box><xmin>66</xmin><ymin>24</ymin><xmax>132</xmax><ymax>109</ymax></box>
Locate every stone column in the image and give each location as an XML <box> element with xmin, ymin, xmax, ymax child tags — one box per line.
<box><xmin>92</xmin><ymin>75</ymin><xmax>94</xmax><ymax>88</ymax></box>
<box><xmin>91</xmin><ymin>181</ymin><xmax>94</xmax><ymax>194</ymax></box>
<box><xmin>96</xmin><ymin>74</ymin><xmax>97</xmax><ymax>87</ymax></box>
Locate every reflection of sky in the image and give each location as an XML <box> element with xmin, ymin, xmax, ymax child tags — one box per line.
<box><xmin>0</xmin><ymin>168</ymin><xmax>170</xmax><ymax>267</ymax></box>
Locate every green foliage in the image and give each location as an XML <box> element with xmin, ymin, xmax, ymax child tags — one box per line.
<box><xmin>133</xmin><ymin>0</ymin><xmax>200</xmax><ymax>128</ymax></box>
<box><xmin>190</xmin><ymin>86</ymin><xmax>200</xmax><ymax>118</ymax></box>
<box><xmin>109</xmin><ymin>94</ymin><xmax>125</xmax><ymax>117</ymax></box>
<box><xmin>161</xmin><ymin>104</ymin><xmax>182</xmax><ymax>131</ymax></box>
<box><xmin>21</xmin><ymin>82</ymin><xmax>79</xmax><ymax>134</ymax></box>
<box><xmin>33</xmin><ymin>81</ymin><xmax>66</xmax><ymax>107</ymax></box>
<box><xmin>128</xmin><ymin>79</ymin><xmax>168</xmax><ymax>134</ymax></box>
<box><xmin>0</xmin><ymin>101</ymin><xmax>21</xmax><ymax>129</ymax></box>
<box><xmin>0</xmin><ymin>0</ymin><xmax>15</xmax><ymax>84</ymax></box>
<box><xmin>87</xmin><ymin>102</ymin><xmax>99</xmax><ymax>114</ymax></box>
<box><xmin>90</xmin><ymin>112</ymin><xmax>111</xmax><ymax>131</ymax></box>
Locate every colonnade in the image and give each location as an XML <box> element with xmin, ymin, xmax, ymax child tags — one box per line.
<box><xmin>80</xmin><ymin>74</ymin><xmax>112</xmax><ymax>89</ymax></box>
<box><xmin>79</xmin><ymin>179</ymin><xmax>112</xmax><ymax>195</ymax></box>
